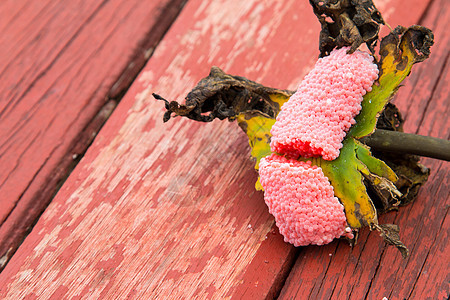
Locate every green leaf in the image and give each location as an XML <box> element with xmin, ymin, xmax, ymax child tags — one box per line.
<box><xmin>310</xmin><ymin>138</ymin><xmax>378</xmax><ymax>228</ymax></box>
<box><xmin>237</xmin><ymin>27</ymin><xmax>433</xmax><ymax>228</ymax></box>
<box><xmin>354</xmin><ymin>140</ymin><xmax>398</xmax><ymax>182</ymax></box>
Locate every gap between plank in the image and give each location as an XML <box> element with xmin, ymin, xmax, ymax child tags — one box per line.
<box><xmin>0</xmin><ymin>0</ymin><xmax>188</xmax><ymax>273</ymax></box>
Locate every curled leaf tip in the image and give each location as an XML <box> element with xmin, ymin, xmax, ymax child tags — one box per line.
<box><xmin>152</xmin><ymin>93</ymin><xmax>196</xmax><ymax>122</ymax></box>
<box><xmin>378</xmin><ymin>25</ymin><xmax>434</xmax><ymax>78</ymax></box>
<box><xmin>375</xmin><ymin>223</ymin><xmax>409</xmax><ymax>258</ymax></box>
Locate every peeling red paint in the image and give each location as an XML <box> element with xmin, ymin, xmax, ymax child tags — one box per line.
<box><xmin>0</xmin><ymin>0</ymin><xmax>446</xmax><ymax>299</ymax></box>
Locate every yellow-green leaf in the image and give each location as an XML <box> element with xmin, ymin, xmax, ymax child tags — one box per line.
<box><xmin>236</xmin><ymin>92</ymin><xmax>291</xmax><ymax>190</ymax></box>
<box><xmin>349</xmin><ymin>26</ymin><xmax>434</xmax><ymax>138</ymax></box>
<box><xmin>237</xmin><ymin>112</ymin><xmax>274</xmax><ymax>171</ymax></box>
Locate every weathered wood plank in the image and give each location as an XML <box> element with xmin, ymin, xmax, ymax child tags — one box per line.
<box><xmin>0</xmin><ymin>0</ymin><xmax>443</xmax><ymax>299</ymax></box>
<box><xmin>278</xmin><ymin>0</ymin><xmax>449</xmax><ymax>298</ymax></box>
<box><xmin>1</xmin><ymin>0</ymin><xmax>322</xmax><ymax>298</ymax></box>
<box><xmin>0</xmin><ymin>0</ymin><xmax>186</xmax><ymax>268</ymax></box>
<box><xmin>0</xmin><ymin>0</ymin><xmax>319</xmax><ymax>298</ymax></box>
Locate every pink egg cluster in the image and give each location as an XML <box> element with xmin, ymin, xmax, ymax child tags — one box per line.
<box><xmin>270</xmin><ymin>47</ymin><xmax>379</xmax><ymax>160</ymax></box>
<box><xmin>259</xmin><ymin>154</ymin><xmax>352</xmax><ymax>246</ymax></box>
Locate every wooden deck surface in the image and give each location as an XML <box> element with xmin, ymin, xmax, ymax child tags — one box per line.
<box><xmin>0</xmin><ymin>0</ymin><xmax>186</xmax><ymax>269</ymax></box>
<box><xmin>0</xmin><ymin>0</ymin><xmax>448</xmax><ymax>299</ymax></box>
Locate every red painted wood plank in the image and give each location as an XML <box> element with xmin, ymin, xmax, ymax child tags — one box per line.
<box><xmin>0</xmin><ymin>0</ymin><xmax>322</xmax><ymax>298</ymax></box>
<box><xmin>0</xmin><ymin>0</ymin><xmax>442</xmax><ymax>299</ymax></box>
<box><xmin>278</xmin><ymin>0</ymin><xmax>449</xmax><ymax>299</ymax></box>
<box><xmin>0</xmin><ymin>0</ymin><xmax>186</xmax><ymax>268</ymax></box>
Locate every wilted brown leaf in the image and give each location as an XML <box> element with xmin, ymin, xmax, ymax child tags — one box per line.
<box><xmin>309</xmin><ymin>0</ymin><xmax>384</xmax><ymax>56</ymax></box>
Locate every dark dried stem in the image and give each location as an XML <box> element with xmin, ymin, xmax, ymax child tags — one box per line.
<box><xmin>362</xmin><ymin>129</ymin><xmax>450</xmax><ymax>161</ymax></box>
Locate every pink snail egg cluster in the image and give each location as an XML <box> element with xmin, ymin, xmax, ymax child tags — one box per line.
<box><xmin>259</xmin><ymin>154</ymin><xmax>353</xmax><ymax>246</ymax></box>
<box><xmin>270</xmin><ymin>47</ymin><xmax>379</xmax><ymax>160</ymax></box>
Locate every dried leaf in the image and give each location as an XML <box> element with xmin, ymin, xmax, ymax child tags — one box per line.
<box><xmin>376</xmin><ymin>103</ymin><xmax>404</xmax><ymax>132</ymax></box>
<box><xmin>310</xmin><ymin>0</ymin><xmax>384</xmax><ymax>56</ymax></box>
<box><xmin>377</xmin><ymin>153</ymin><xmax>430</xmax><ymax>206</ymax></box>
<box><xmin>375</xmin><ymin>224</ymin><xmax>409</xmax><ymax>258</ymax></box>
<box><xmin>153</xmin><ymin>66</ymin><xmax>292</xmax><ymax>122</ymax></box>
<box><xmin>362</xmin><ymin>172</ymin><xmax>402</xmax><ymax>211</ymax></box>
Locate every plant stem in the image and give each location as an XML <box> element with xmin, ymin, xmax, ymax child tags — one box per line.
<box><xmin>361</xmin><ymin>129</ymin><xmax>450</xmax><ymax>161</ymax></box>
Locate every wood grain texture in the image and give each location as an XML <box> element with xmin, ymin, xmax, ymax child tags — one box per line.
<box><xmin>278</xmin><ymin>0</ymin><xmax>449</xmax><ymax>299</ymax></box>
<box><xmin>0</xmin><ymin>0</ymin><xmax>186</xmax><ymax>269</ymax></box>
<box><xmin>0</xmin><ymin>0</ymin><xmax>322</xmax><ymax>298</ymax></box>
<box><xmin>0</xmin><ymin>0</ymin><xmax>446</xmax><ymax>299</ymax></box>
